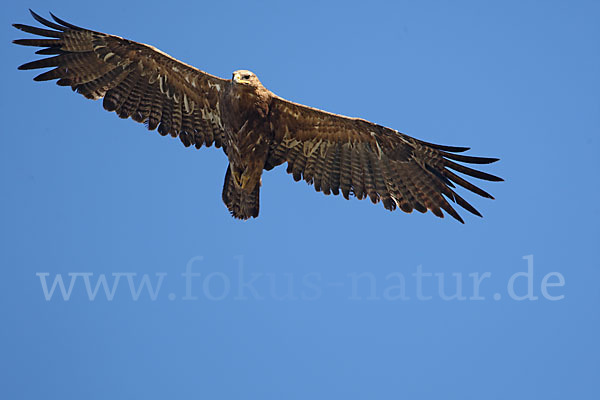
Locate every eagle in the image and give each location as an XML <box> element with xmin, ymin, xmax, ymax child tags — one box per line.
<box><xmin>13</xmin><ymin>10</ymin><xmax>502</xmax><ymax>222</ymax></box>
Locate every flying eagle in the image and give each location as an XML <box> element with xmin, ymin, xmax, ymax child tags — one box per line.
<box><xmin>13</xmin><ymin>10</ymin><xmax>502</xmax><ymax>222</ymax></box>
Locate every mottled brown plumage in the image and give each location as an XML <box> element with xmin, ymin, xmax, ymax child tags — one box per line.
<box><xmin>14</xmin><ymin>10</ymin><xmax>503</xmax><ymax>222</ymax></box>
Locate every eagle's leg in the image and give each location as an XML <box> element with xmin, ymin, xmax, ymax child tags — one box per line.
<box><xmin>222</xmin><ymin>164</ymin><xmax>261</xmax><ymax>220</ymax></box>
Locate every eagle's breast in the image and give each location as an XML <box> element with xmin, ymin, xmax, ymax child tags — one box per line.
<box><xmin>220</xmin><ymin>82</ymin><xmax>273</xmax><ymax>170</ymax></box>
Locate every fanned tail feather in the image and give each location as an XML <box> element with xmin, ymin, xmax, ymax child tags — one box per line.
<box><xmin>222</xmin><ymin>166</ymin><xmax>260</xmax><ymax>220</ymax></box>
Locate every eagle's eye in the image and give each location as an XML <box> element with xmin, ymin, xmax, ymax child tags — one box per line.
<box><xmin>242</xmin><ymin>74</ymin><xmax>251</xmax><ymax>80</ymax></box>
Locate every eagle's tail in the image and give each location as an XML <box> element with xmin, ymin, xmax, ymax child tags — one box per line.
<box><xmin>222</xmin><ymin>165</ymin><xmax>260</xmax><ymax>220</ymax></box>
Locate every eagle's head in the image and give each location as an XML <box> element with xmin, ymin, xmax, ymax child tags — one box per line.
<box><xmin>232</xmin><ymin>70</ymin><xmax>261</xmax><ymax>87</ymax></box>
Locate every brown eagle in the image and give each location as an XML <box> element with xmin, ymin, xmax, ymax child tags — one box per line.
<box><xmin>14</xmin><ymin>10</ymin><xmax>502</xmax><ymax>222</ymax></box>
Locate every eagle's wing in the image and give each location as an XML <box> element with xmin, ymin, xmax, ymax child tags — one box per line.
<box><xmin>267</xmin><ymin>97</ymin><xmax>502</xmax><ymax>222</ymax></box>
<box><xmin>13</xmin><ymin>10</ymin><xmax>226</xmax><ymax>149</ymax></box>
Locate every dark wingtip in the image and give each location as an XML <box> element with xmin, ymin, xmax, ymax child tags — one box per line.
<box><xmin>445</xmin><ymin>160</ymin><xmax>504</xmax><ymax>182</ymax></box>
<box><xmin>446</xmin><ymin>209</ymin><xmax>465</xmax><ymax>224</ymax></box>
<box><xmin>458</xmin><ymin>197</ymin><xmax>482</xmax><ymax>218</ymax></box>
<box><xmin>446</xmin><ymin>146</ymin><xmax>470</xmax><ymax>153</ymax></box>
<box><xmin>476</xmin><ymin>157</ymin><xmax>500</xmax><ymax>164</ymax></box>
<box><xmin>17</xmin><ymin>60</ymin><xmax>39</xmax><ymax>70</ymax></box>
<box><xmin>35</xmin><ymin>48</ymin><xmax>63</xmax><ymax>55</ymax></box>
<box><xmin>419</xmin><ymin>139</ymin><xmax>470</xmax><ymax>153</ymax></box>
<box><xmin>11</xmin><ymin>23</ymin><xmax>62</xmax><ymax>38</ymax></box>
<box><xmin>28</xmin><ymin>9</ymin><xmax>67</xmax><ymax>31</ymax></box>
<box><xmin>441</xmin><ymin>152</ymin><xmax>501</xmax><ymax>165</ymax></box>
<box><xmin>486</xmin><ymin>174</ymin><xmax>503</xmax><ymax>182</ymax></box>
<box><xmin>49</xmin><ymin>12</ymin><xmax>83</xmax><ymax>30</ymax></box>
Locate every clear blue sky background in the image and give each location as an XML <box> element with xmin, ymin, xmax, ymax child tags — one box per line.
<box><xmin>1</xmin><ymin>1</ymin><xmax>598</xmax><ymax>399</ymax></box>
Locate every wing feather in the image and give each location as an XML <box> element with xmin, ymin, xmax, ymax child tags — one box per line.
<box><xmin>285</xmin><ymin>145</ymin><xmax>303</xmax><ymax>180</ymax></box>
<box><xmin>14</xmin><ymin>10</ymin><xmax>227</xmax><ymax>150</ymax></box>
<box><xmin>359</xmin><ymin>145</ymin><xmax>378</xmax><ymax>204</ymax></box>
<box><xmin>349</xmin><ymin>146</ymin><xmax>364</xmax><ymax>200</ymax></box>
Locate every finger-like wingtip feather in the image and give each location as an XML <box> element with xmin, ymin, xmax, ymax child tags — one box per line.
<box><xmin>444</xmin><ymin>169</ymin><xmax>495</xmax><ymax>199</ymax></box>
<box><xmin>446</xmin><ymin>206</ymin><xmax>465</xmax><ymax>224</ymax></box>
<box><xmin>444</xmin><ymin>160</ymin><xmax>503</xmax><ymax>182</ymax></box>
<box><xmin>35</xmin><ymin>47</ymin><xmax>65</xmax><ymax>55</ymax></box>
<box><xmin>441</xmin><ymin>151</ymin><xmax>500</xmax><ymax>165</ymax></box>
<box><xmin>28</xmin><ymin>9</ymin><xmax>66</xmax><ymax>31</ymax></box>
<box><xmin>49</xmin><ymin>12</ymin><xmax>83</xmax><ymax>30</ymax></box>
<box><xmin>13</xmin><ymin>38</ymin><xmax>60</xmax><ymax>48</ymax></box>
<box><xmin>453</xmin><ymin>192</ymin><xmax>483</xmax><ymax>218</ymax></box>
<box><xmin>17</xmin><ymin>56</ymin><xmax>60</xmax><ymax>70</ymax></box>
<box><xmin>12</xmin><ymin>23</ymin><xmax>62</xmax><ymax>38</ymax></box>
<box><xmin>418</xmin><ymin>139</ymin><xmax>470</xmax><ymax>153</ymax></box>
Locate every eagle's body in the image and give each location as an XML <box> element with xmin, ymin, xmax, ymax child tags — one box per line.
<box><xmin>221</xmin><ymin>71</ymin><xmax>274</xmax><ymax>218</ymax></box>
<box><xmin>14</xmin><ymin>11</ymin><xmax>502</xmax><ymax>222</ymax></box>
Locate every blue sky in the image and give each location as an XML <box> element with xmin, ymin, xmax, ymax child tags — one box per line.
<box><xmin>1</xmin><ymin>0</ymin><xmax>598</xmax><ymax>399</ymax></box>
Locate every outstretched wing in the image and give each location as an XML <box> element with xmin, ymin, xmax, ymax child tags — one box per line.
<box><xmin>13</xmin><ymin>10</ymin><xmax>227</xmax><ymax>149</ymax></box>
<box><xmin>267</xmin><ymin>97</ymin><xmax>502</xmax><ymax>223</ymax></box>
